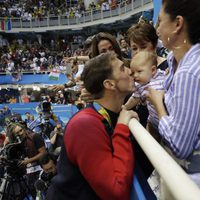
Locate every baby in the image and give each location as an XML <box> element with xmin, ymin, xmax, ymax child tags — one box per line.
<box><xmin>125</xmin><ymin>51</ymin><xmax>166</xmax><ymax>137</ymax></box>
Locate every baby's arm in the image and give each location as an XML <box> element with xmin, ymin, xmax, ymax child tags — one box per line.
<box><xmin>124</xmin><ymin>96</ymin><xmax>140</xmax><ymax>110</ymax></box>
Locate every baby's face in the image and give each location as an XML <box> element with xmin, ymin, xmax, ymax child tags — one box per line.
<box><xmin>131</xmin><ymin>63</ymin><xmax>153</xmax><ymax>85</ymax></box>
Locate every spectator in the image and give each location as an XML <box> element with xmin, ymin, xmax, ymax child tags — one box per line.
<box><xmin>9</xmin><ymin>96</ymin><xmax>17</xmax><ymax>104</ymax></box>
<box><xmin>146</xmin><ymin>0</ymin><xmax>200</xmax><ymax>192</ymax></box>
<box><xmin>80</xmin><ymin>32</ymin><xmax>131</xmax><ymax>102</ymax></box>
<box><xmin>21</xmin><ymin>94</ymin><xmax>30</xmax><ymax>103</ymax></box>
<box><xmin>2</xmin><ymin>106</ymin><xmax>11</xmax><ymax>116</ymax></box>
<box><xmin>91</xmin><ymin>32</ymin><xmax>130</xmax><ymax>67</ymax></box>
<box><xmin>126</xmin><ymin>21</ymin><xmax>169</xmax><ymax>178</ymax></box>
<box><xmin>119</xmin><ymin>38</ymin><xmax>131</xmax><ymax>59</ymax></box>
<box><xmin>24</xmin><ymin>112</ymin><xmax>31</xmax><ymax>124</ymax></box>
<box><xmin>127</xmin><ymin>22</ymin><xmax>168</xmax><ymax>71</ymax></box>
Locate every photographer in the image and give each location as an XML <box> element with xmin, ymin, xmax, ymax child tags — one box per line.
<box><xmin>35</xmin><ymin>152</ymin><xmax>57</xmax><ymax>199</ymax></box>
<box><xmin>6</xmin><ymin>122</ymin><xmax>46</xmax><ymax>198</ymax></box>
<box><xmin>35</xmin><ymin>101</ymin><xmax>57</xmax><ymax>138</ymax></box>
<box><xmin>49</xmin><ymin>122</ymin><xmax>64</xmax><ymax>157</ymax></box>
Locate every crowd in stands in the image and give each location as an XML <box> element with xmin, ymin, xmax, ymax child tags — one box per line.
<box><xmin>0</xmin><ymin>30</ymin><xmax>128</xmax><ymax>75</ymax></box>
<box><xmin>0</xmin><ymin>36</ymin><xmax>86</xmax><ymax>73</ymax></box>
<box><xmin>0</xmin><ymin>0</ymin><xmax>131</xmax><ymax>20</ymax></box>
<box><xmin>0</xmin><ymin>0</ymin><xmax>84</xmax><ymax>19</ymax></box>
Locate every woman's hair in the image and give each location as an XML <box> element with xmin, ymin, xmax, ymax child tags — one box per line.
<box><xmin>127</xmin><ymin>22</ymin><xmax>158</xmax><ymax>49</ymax></box>
<box><xmin>162</xmin><ymin>0</ymin><xmax>200</xmax><ymax>44</ymax></box>
<box><xmin>6</xmin><ymin>123</ymin><xmax>25</xmax><ymax>143</ymax></box>
<box><xmin>90</xmin><ymin>32</ymin><xmax>122</xmax><ymax>60</ymax></box>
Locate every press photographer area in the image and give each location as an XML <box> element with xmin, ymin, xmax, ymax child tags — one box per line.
<box><xmin>0</xmin><ymin>102</ymin><xmax>76</xmax><ymax>200</ymax></box>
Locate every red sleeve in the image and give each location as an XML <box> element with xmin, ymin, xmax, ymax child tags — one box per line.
<box><xmin>65</xmin><ymin>110</ymin><xmax>134</xmax><ymax>200</ymax></box>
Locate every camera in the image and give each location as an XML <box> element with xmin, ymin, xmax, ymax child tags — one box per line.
<box><xmin>41</xmin><ymin>101</ymin><xmax>51</xmax><ymax>113</ymax></box>
<box><xmin>40</xmin><ymin>101</ymin><xmax>52</xmax><ymax>121</ymax></box>
<box><xmin>4</xmin><ymin>113</ymin><xmax>24</xmax><ymax>126</ymax></box>
<box><xmin>0</xmin><ymin>138</ymin><xmax>26</xmax><ymax>177</ymax></box>
<box><xmin>0</xmin><ymin>137</ymin><xmax>31</xmax><ymax>200</ymax></box>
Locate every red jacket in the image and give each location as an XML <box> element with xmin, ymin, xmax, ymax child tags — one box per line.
<box><xmin>66</xmin><ymin>108</ymin><xmax>134</xmax><ymax>200</ymax></box>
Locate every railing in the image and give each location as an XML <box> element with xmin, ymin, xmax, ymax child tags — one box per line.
<box><xmin>129</xmin><ymin>118</ymin><xmax>200</xmax><ymax>200</ymax></box>
<box><xmin>0</xmin><ymin>0</ymin><xmax>153</xmax><ymax>32</ymax></box>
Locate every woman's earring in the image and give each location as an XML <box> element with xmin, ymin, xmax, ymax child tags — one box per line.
<box><xmin>167</xmin><ymin>37</ymin><xmax>170</xmax><ymax>42</ymax></box>
<box><xmin>183</xmin><ymin>39</ymin><xmax>187</xmax><ymax>44</ymax></box>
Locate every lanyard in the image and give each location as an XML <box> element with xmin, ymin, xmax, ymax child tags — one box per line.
<box><xmin>92</xmin><ymin>102</ymin><xmax>112</xmax><ymax>128</ymax></box>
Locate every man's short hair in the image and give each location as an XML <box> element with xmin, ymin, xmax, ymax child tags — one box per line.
<box><xmin>39</xmin><ymin>152</ymin><xmax>57</xmax><ymax>166</ymax></box>
<box><xmin>81</xmin><ymin>52</ymin><xmax>116</xmax><ymax>99</ymax></box>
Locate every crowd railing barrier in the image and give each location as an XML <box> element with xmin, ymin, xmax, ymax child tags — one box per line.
<box><xmin>0</xmin><ymin>0</ymin><xmax>153</xmax><ymax>32</ymax></box>
<box><xmin>129</xmin><ymin>118</ymin><xmax>200</xmax><ymax>200</ymax></box>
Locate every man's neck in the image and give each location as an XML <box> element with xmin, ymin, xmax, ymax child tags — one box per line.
<box><xmin>94</xmin><ymin>93</ymin><xmax>125</xmax><ymax>113</ymax></box>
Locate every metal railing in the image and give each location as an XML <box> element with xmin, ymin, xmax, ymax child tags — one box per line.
<box><xmin>129</xmin><ymin>118</ymin><xmax>200</xmax><ymax>200</ymax></box>
<box><xmin>0</xmin><ymin>0</ymin><xmax>153</xmax><ymax>32</ymax></box>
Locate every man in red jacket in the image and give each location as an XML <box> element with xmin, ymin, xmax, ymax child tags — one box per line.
<box><xmin>47</xmin><ymin>52</ymin><xmax>138</xmax><ymax>200</ymax></box>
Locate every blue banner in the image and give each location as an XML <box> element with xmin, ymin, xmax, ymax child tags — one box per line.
<box><xmin>0</xmin><ymin>73</ymin><xmax>67</xmax><ymax>85</ymax></box>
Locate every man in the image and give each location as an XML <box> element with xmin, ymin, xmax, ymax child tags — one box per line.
<box><xmin>119</xmin><ymin>38</ymin><xmax>131</xmax><ymax>59</ymax></box>
<box><xmin>47</xmin><ymin>52</ymin><xmax>138</xmax><ymax>200</ymax></box>
<box><xmin>50</xmin><ymin>121</ymin><xmax>64</xmax><ymax>156</ymax></box>
<box><xmin>35</xmin><ymin>152</ymin><xmax>57</xmax><ymax>196</ymax></box>
<box><xmin>24</xmin><ymin>112</ymin><xmax>31</xmax><ymax>125</ymax></box>
<box><xmin>6</xmin><ymin>122</ymin><xmax>46</xmax><ymax>198</ymax></box>
<box><xmin>39</xmin><ymin>152</ymin><xmax>57</xmax><ymax>176</ymax></box>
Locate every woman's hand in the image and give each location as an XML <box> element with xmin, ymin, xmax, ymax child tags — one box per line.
<box><xmin>145</xmin><ymin>87</ymin><xmax>167</xmax><ymax>119</ymax></box>
<box><xmin>145</xmin><ymin>88</ymin><xmax>165</xmax><ymax>107</ymax></box>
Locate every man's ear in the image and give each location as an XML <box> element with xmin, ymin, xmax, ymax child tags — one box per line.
<box><xmin>152</xmin><ymin>65</ymin><xmax>157</xmax><ymax>76</ymax></box>
<box><xmin>103</xmin><ymin>79</ymin><xmax>116</xmax><ymax>90</ymax></box>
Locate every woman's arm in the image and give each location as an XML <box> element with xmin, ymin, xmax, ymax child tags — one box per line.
<box><xmin>146</xmin><ymin>72</ymin><xmax>200</xmax><ymax>159</ymax></box>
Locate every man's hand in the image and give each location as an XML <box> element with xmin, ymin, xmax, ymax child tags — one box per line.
<box><xmin>19</xmin><ymin>158</ymin><xmax>30</xmax><ymax>166</ymax></box>
<box><xmin>118</xmin><ymin>107</ymin><xmax>139</xmax><ymax>125</ymax></box>
<box><xmin>62</xmin><ymin>56</ymin><xmax>75</xmax><ymax>64</ymax></box>
<box><xmin>48</xmin><ymin>85</ymin><xmax>65</xmax><ymax>92</ymax></box>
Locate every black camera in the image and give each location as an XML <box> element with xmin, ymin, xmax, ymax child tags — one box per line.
<box><xmin>34</xmin><ymin>171</ymin><xmax>54</xmax><ymax>193</ymax></box>
<box><xmin>40</xmin><ymin>101</ymin><xmax>52</xmax><ymax>121</ymax></box>
<box><xmin>0</xmin><ymin>140</ymin><xmax>26</xmax><ymax>177</ymax></box>
<box><xmin>41</xmin><ymin>102</ymin><xmax>51</xmax><ymax>113</ymax></box>
<box><xmin>5</xmin><ymin>113</ymin><xmax>23</xmax><ymax>126</ymax></box>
